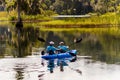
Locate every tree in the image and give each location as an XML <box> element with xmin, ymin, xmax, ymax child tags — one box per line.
<box><xmin>90</xmin><ymin>0</ymin><xmax>120</xmax><ymax>14</ymax></box>
<box><xmin>5</xmin><ymin>0</ymin><xmax>41</xmax><ymax>15</ymax></box>
<box><xmin>5</xmin><ymin>0</ymin><xmax>120</xmax><ymax>16</ymax></box>
<box><xmin>62</xmin><ymin>0</ymin><xmax>72</xmax><ymax>14</ymax></box>
<box><xmin>52</xmin><ymin>0</ymin><xmax>64</xmax><ymax>14</ymax></box>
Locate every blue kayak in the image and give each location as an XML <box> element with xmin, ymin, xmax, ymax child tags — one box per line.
<box><xmin>41</xmin><ymin>50</ymin><xmax>77</xmax><ymax>60</ymax></box>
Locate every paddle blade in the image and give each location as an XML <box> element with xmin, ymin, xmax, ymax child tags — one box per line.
<box><xmin>38</xmin><ymin>37</ymin><xmax>45</xmax><ymax>42</ymax></box>
<box><xmin>74</xmin><ymin>38</ymin><xmax>82</xmax><ymax>43</ymax></box>
<box><xmin>76</xmin><ymin>38</ymin><xmax>82</xmax><ymax>43</ymax></box>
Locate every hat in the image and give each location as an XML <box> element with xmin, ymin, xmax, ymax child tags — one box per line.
<box><xmin>49</xmin><ymin>41</ymin><xmax>54</xmax><ymax>45</ymax></box>
<box><xmin>59</xmin><ymin>42</ymin><xmax>64</xmax><ymax>45</ymax></box>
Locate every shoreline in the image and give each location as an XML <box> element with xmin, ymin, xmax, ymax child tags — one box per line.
<box><xmin>0</xmin><ymin>20</ymin><xmax>119</xmax><ymax>28</ymax></box>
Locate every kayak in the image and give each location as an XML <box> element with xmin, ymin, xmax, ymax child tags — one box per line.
<box><xmin>41</xmin><ymin>50</ymin><xmax>77</xmax><ymax>60</ymax></box>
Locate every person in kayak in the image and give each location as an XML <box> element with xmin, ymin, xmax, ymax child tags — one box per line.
<box><xmin>58</xmin><ymin>41</ymin><xmax>77</xmax><ymax>62</ymax></box>
<box><xmin>57</xmin><ymin>42</ymin><xmax>69</xmax><ymax>71</ymax></box>
<box><xmin>58</xmin><ymin>41</ymin><xmax>69</xmax><ymax>53</ymax></box>
<box><xmin>46</xmin><ymin>41</ymin><xmax>57</xmax><ymax>73</ymax></box>
<box><xmin>46</xmin><ymin>41</ymin><xmax>57</xmax><ymax>55</ymax></box>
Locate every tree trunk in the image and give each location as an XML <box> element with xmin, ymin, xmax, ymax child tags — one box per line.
<box><xmin>17</xmin><ymin>0</ymin><xmax>21</xmax><ymax>22</ymax></box>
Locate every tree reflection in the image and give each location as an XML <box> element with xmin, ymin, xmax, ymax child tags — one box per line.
<box><xmin>15</xmin><ymin>68</ymin><xmax>24</xmax><ymax>80</ymax></box>
<box><xmin>0</xmin><ymin>24</ymin><xmax>42</xmax><ymax>58</ymax></box>
<box><xmin>14</xmin><ymin>63</ymin><xmax>26</xmax><ymax>80</ymax></box>
<box><xmin>1</xmin><ymin>24</ymin><xmax>120</xmax><ymax>64</ymax></box>
<box><xmin>11</xmin><ymin>25</ymin><xmax>40</xmax><ymax>57</ymax></box>
<box><xmin>0</xmin><ymin>27</ymin><xmax>8</xmax><ymax>57</ymax></box>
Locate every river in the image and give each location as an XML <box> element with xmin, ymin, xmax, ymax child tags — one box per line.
<box><xmin>0</xmin><ymin>55</ymin><xmax>120</xmax><ymax>80</ymax></box>
<box><xmin>0</xmin><ymin>23</ymin><xmax>120</xmax><ymax>80</ymax></box>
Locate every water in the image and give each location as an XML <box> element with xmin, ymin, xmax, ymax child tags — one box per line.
<box><xmin>0</xmin><ymin>55</ymin><xmax>120</xmax><ymax>80</ymax></box>
<box><xmin>0</xmin><ymin>24</ymin><xmax>120</xmax><ymax>80</ymax></box>
<box><xmin>0</xmin><ymin>56</ymin><xmax>42</xmax><ymax>80</ymax></box>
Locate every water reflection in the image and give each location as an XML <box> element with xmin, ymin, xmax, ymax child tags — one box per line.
<box><xmin>14</xmin><ymin>63</ymin><xmax>26</xmax><ymax>80</ymax></box>
<box><xmin>0</xmin><ymin>24</ymin><xmax>120</xmax><ymax>80</ymax></box>
<box><xmin>0</xmin><ymin>25</ymin><xmax>41</xmax><ymax>57</ymax></box>
<box><xmin>0</xmin><ymin>24</ymin><xmax>120</xmax><ymax>64</ymax></box>
<box><xmin>0</xmin><ymin>26</ymin><xmax>9</xmax><ymax>57</ymax></box>
<box><xmin>15</xmin><ymin>68</ymin><xmax>24</xmax><ymax>80</ymax></box>
<box><xmin>0</xmin><ymin>56</ymin><xmax>119</xmax><ymax>80</ymax></box>
<box><xmin>39</xmin><ymin>28</ymin><xmax>120</xmax><ymax>64</ymax></box>
<box><xmin>13</xmin><ymin>23</ymin><xmax>40</xmax><ymax>57</ymax></box>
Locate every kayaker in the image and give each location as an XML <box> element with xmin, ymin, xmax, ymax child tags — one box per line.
<box><xmin>46</xmin><ymin>41</ymin><xmax>57</xmax><ymax>55</ymax></box>
<box><xmin>58</xmin><ymin>41</ymin><xmax>77</xmax><ymax>62</ymax></box>
<box><xmin>58</xmin><ymin>42</ymin><xmax>69</xmax><ymax>53</ymax></box>
<box><xmin>57</xmin><ymin>42</ymin><xmax>69</xmax><ymax>71</ymax></box>
<box><xmin>46</xmin><ymin>41</ymin><xmax>57</xmax><ymax>73</ymax></box>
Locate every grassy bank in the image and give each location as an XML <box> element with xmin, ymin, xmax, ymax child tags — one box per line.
<box><xmin>0</xmin><ymin>11</ymin><xmax>9</xmax><ymax>21</ymax></box>
<box><xmin>39</xmin><ymin>12</ymin><xmax>120</xmax><ymax>27</ymax></box>
<box><xmin>0</xmin><ymin>11</ymin><xmax>120</xmax><ymax>27</ymax></box>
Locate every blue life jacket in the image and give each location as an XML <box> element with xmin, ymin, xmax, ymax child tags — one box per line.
<box><xmin>58</xmin><ymin>45</ymin><xmax>68</xmax><ymax>53</ymax></box>
<box><xmin>46</xmin><ymin>45</ymin><xmax>57</xmax><ymax>55</ymax></box>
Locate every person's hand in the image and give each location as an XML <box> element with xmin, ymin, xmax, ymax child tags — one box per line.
<box><xmin>66</xmin><ymin>46</ymin><xmax>69</xmax><ymax>48</ymax></box>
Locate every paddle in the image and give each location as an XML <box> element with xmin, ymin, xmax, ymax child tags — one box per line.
<box><xmin>68</xmin><ymin>37</ymin><xmax>82</xmax><ymax>62</ymax></box>
<box><xmin>38</xmin><ymin>37</ymin><xmax>45</xmax><ymax>42</ymax></box>
<box><xmin>67</xmin><ymin>38</ymin><xmax>83</xmax><ymax>73</ymax></box>
<box><xmin>69</xmin><ymin>37</ymin><xmax>82</xmax><ymax>47</ymax></box>
<box><xmin>38</xmin><ymin>36</ymin><xmax>82</xmax><ymax>43</ymax></box>
<box><xmin>74</xmin><ymin>37</ymin><xmax>82</xmax><ymax>44</ymax></box>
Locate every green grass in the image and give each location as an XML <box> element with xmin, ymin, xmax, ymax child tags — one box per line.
<box><xmin>39</xmin><ymin>12</ymin><xmax>120</xmax><ymax>26</ymax></box>
<box><xmin>0</xmin><ymin>11</ymin><xmax>9</xmax><ymax>21</ymax></box>
<box><xmin>0</xmin><ymin>11</ymin><xmax>120</xmax><ymax>27</ymax></box>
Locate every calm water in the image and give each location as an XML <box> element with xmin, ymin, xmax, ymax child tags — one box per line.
<box><xmin>0</xmin><ymin>23</ymin><xmax>120</xmax><ymax>80</ymax></box>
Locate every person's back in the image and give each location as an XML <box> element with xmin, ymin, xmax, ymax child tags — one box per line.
<box><xmin>58</xmin><ymin>42</ymin><xmax>69</xmax><ymax>53</ymax></box>
<box><xmin>46</xmin><ymin>41</ymin><xmax>56</xmax><ymax>73</ymax></box>
<box><xmin>46</xmin><ymin>41</ymin><xmax>57</xmax><ymax>55</ymax></box>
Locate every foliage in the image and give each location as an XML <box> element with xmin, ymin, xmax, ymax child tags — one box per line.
<box><xmin>1</xmin><ymin>0</ymin><xmax>120</xmax><ymax>26</ymax></box>
<box><xmin>5</xmin><ymin>0</ymin><xmax>41</xmax><ymax>15</ymax></box>
<box><xmin>4</xmin><ymin>0</ymin><xmax>120</xmax><ymax>15</ymax></box>
<box><xmin>9</xmin><ymin>16</ymin><xmax>16</xmax><ymax>21</ymax></box>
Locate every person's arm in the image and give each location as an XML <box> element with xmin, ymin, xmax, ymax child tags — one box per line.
<box><xmin>46</xmin><ymin>46</ymin><xmax>50</xmax><ymax>54</ymax></box>
<box><xmin>66</xmin><ymin>46</ymin><xmax>69</xmax><ymax>51</ymax></box>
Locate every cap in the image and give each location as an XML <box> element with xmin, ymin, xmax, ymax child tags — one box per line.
<box><xmin>59</xmin><ymin>42</ymin><xmax>64</xmax><ymax>45</ymax></box>
<box><xmin>49</xmin><ymin>41</ymin><xmax>54</xmax><ymax>45</ymax></box>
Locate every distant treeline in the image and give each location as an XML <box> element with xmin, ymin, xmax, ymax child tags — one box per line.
<box><xmin>3</xmin><ymin>0</ymin><xmax>120</xmax><ymax>16</ymax></box>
